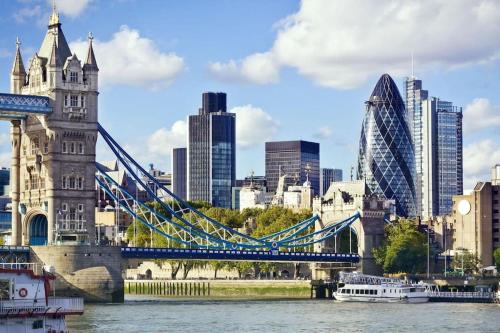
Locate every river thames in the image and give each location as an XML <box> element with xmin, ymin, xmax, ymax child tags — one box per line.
<box><xmin>67</xmin><ymin>297</ymin><xmax>500</xmax><ymax>332</ymax></box>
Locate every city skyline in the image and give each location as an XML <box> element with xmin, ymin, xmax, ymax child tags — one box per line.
<box><xmin>0</xmin><ymin>1</ymin><xmax>499</xmax><ymax>190</ymax></box>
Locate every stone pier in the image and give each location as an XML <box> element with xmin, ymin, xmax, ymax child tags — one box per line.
<box><xmin>30</xmin><ymin>245</ymin><xmax>124</xmax><ymax>303</ymax></box>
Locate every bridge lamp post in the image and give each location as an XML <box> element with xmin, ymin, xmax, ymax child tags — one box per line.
<box><xmin>54</xmin><ymin>209</ymin><xmax>62</xmax><ymax>245</ymax></box>
<box><xmin>457</xmin><ymin>199</ymin><xmax>471</xmax><ymax>277</ymax></box>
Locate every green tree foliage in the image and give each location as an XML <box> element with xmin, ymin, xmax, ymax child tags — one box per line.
<box><xmin>373</xmin><ymin>219</ymin><xmax>427</xmax><ymax>274</ymax></box>
<box><xmin>251</xmin><ymin>206</ymin><xmax>311</xmax><ymax>238</ymax></box>
<box><xmin>494</xmin><ymin>248</ymin><xmax>500</xmax><ymax>272</ymax></box>
<box><xmin>452</xmin><ymin>250</ymin><xmax>481</xmax><ymax>274</ymax></box>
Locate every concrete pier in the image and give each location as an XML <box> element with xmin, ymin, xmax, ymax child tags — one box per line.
<box><xmin>30</xmin><ymin>245</ymin><xmax>124</xmax><ymax>303</ymax></box>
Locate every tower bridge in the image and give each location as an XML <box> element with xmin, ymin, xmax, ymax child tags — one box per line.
<box><xmin>0</xmin><ymin>7</ymin><xmax>386</xmax><ymax>302</ymax></box>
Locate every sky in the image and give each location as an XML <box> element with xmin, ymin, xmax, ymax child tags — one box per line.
<box><xmin>0</xmin><ymin>0</ymin><xmax>499</xmax><ymax>190</ymax></box>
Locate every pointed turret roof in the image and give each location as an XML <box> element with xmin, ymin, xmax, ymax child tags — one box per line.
<box><xmin>48</xmin><ymin>38</ymin><xmax>61</xmax><ymax>67</ymax></box>
<box><xmin>11</xmin><ymin>37</ymin><xmax>26</xmax><ymax>75</ymax></box>
<box><xmin>84</xmin><ymin>32</ymin><xmax>99</xmax><ymax>71</ymax></box>
<box><xmin>38</xmin><ymin>3</ymin><xmax>72</xmax><ymax>64</ymax></box>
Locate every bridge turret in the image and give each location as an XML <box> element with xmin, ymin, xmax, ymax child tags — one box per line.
<box><xmin>83</xmin><ymin>33</ymin><xmax>99</xmax><ymax>92</ymax></box>
<box><xmin>10</xmin><ymin>38</ymin><xmax>26</xmax><ymax>94</ymax></box>
<box><xmin>46</xmin><ymin>38</ymin><xmax>62</xmax><ymax>89</ymax></box>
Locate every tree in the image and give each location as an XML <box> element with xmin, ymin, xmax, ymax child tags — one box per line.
<box><xmin>373</xmin><ymin>219</ymin><xmax>427</xmax><ymax>274</ymax></box>
<box><xmin>208</xmin><ymin>261</ymin><xmax>227</xmax><ymax>279</ymax></box>
<box><xmin>230</xmin><ymin>261</ymin><xmax>254</xmax><ymax>279</ymax></box>
<box><xmin>452</xmin><ymin>250</ymin><xmax>481</xmax><ymax>275</ymax></box>
<box><xmin>494</xmin><ymin>248</ymin><xmax>500</xmax><ymax>272</ymax></box>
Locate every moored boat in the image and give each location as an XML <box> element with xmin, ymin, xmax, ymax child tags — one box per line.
<box><xmin>0</xmin><ymin>263</ymin><xmax>84</xmax><ymax>332</ymax></box>
<box><xmin>333</xmin><ymin>272</ymin><xmax>429</xmax><ymax>303</ymax></box>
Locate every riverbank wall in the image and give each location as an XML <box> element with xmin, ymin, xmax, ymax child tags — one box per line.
<box><xmin>125</xmin><ymin>279</ymin><xmax>311</xmax><ymax>299</ymax></box>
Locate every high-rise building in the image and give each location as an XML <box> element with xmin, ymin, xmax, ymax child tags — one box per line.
<box><xmin>187</xmin><ymin>92</ymin><xmax>235</xmax><ymax>208</ymax></box>
<box><xmin>320</xmin><ymin>168</ymin><xmax>342</xmax><ymax>196</ymax></box>
<box><xmin>405</xmin><ymin>77</ymin><xmax>428</xmax><ymax>215</ymax></box>
<box><xmin>172</xmin><ymin>148</ymin><xmax>187</xmax><ymax>200</ymax></box>
<box><xmin>0</xmin><ymin>168</ymin><xmax>10</xmax><ymax>196</ymax></box>
<box><xmin>265</xmin><ymin>140</ymin><xmax>320</xmax><ymax>195</ymax></box>
<box><xmin>357</xmin><ymin>74</ymin><xmax>416</xmax><ymax>217</ymax></box>
<box><xmin>421</xmin><ymin>98</ymin><xmax>463</xmax><ymax>218</ymax></box>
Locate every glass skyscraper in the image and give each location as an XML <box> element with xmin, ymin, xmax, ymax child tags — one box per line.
<box><xmin>172</xmin><ymin>147</ymin><xmax>187</xmax><ymax>200</ymax></box>
<box><xmin>265</xmin><ymin>141</ymin><xmax>320</xmax><ymax>195</ymax></box>
<box><xmin>188</xmin><ymin>92</ymin><xmax>236</xmax><ymax>208</ymax></box>
<box><xmin>357</xmin><ymin>74</ymin><xmax>417</xmax><ymax>217</ymax></box>
<box><xmin>320</xmin><ymin>168</ymin><xmax>342</xmax><ymax>196</ymax></box>
<box><xmin>421</xmin><ymin>98</ymin><xmax>463</xmax><ymax>218</ymax></box>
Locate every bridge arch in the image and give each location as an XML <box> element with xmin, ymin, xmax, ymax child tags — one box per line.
<box><xmin>27</xmin><ymin>212</ymin><xmax>48</xmax><ymax>245</ymax></box>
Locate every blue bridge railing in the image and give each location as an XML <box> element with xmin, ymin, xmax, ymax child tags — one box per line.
<box><xmin>0</xmin><ymin>93</ymin><xmax>52</xmax><ymax>118</ymax></box>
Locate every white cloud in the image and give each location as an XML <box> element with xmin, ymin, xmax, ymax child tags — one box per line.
<box><xmin>71</xmin><ymin>26</ymin><xmax>185</xmax><ymax>89</ymax></box>
<box><xmin>211</xmin><ymin>0</ymin><xmax>500</xmax><ymax>88</ymax></box>
<box><xmin>51</xmin><ymin>0</ymin><xmax>92</xmax><ymax>17</ymax></box>
<box><xmin>147</xmin><ymin>120</ymin><xmax>187</xmax><ymax>157</ymax></box>
<box><xmin>13</xmin><ymin>5</ymin><xmax>42</xmax><ymax>23</ymax></box>
<box><xmin>463</xmin><ymin>98</ymin><xmax>500</xmax><ymax>134</ymax></box>
<box><xmin>231</xmin><ymin>105</ymin><xmax>279</xmax><ymax>149</ymax></box>
<box><xmin>463</xmin><ymin>139</ymin><xmax>500</xmax><ymax>189</ymax></box>
<box><xmin>313</xmin><ymin>126</ymin><xmax>333</xmax><ymax>140</ymax></box>
<box><xmin>209</xmin><ymin>52</ymin><xmax>279</xmax><ymax>85</ymax></box>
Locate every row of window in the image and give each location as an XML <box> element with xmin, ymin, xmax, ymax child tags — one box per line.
<box><xmin>24</xmin><ymin>175</ymin><xmax>45</xmax><ymax>190</ymax></box>
<box><xmin>339</xmin><ymin>288</ymin><xmax>379</xmax><ymax>295</ymax></box>
<box><xmin>62</xmin><ymin>176</ymin><xmax>85</xmax><ymax>190</ymax></box>
<box><xmin>62</xmin><ymin>141</ymin><xmax>85</xmax><ymax>154</ymax></box>
<box><xmin>64</xmin><ymin>94</ymin><xmax>85</xmax><ymax>108</ymax></box>
<box><xmin>61</xmin><ymin>203</ymin><xmax>84</xmax><ymax>212</ymax></box>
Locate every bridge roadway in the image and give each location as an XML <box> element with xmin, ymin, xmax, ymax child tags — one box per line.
<box><xmin>1</xmin><ymin>245</ymin><xmax>359</xmax><ymax>264</ymax></box>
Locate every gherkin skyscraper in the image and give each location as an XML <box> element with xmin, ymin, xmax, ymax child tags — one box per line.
<box><xmin>357</xmin><ymin>74</ymin><xmax>416</xmax><ymax>217</ymax></box>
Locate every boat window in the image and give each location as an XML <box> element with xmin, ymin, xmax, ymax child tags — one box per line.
<box><xmin>0</xmin><ymin>279</ymin><xmax>9</xmax><ymax>299</ymax></box>
<box><xmin>383</xmin><ymin>289</ymin><xmax>386</xmax><ymax>293</ymax></box>
<box><xmin>370</xmin><ymin>290</ymin><xmax>374</xmax><ymax>295</ymax></box>
<box><xmin>32</xmin><ymin>320</ymin><xmax>43</xmax><ymax>329</ymax></box>
<box><xmin>355</xmin><ymin>289</ymin><xmax>359</xmax><ymax>294</ymax></box>
<box><xmin>410</xmin><ymin>288</ymin><xmax>416</xmax><ymax>292</ymax></box>
<box><xmin>346</xmin><ymin>289</ymin><xmax>351</xmax><ymax>294</ymax></box>
<box><xmin>374</xmin><ymin>290</ymin><xmax>378</xmax><ymax>295</ymax></box>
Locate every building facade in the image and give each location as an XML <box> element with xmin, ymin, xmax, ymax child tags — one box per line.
<box><xmin>450</xmin><ymin>179</ymin><xmax>500</xmax><ymax>267</ymax></box>
<box><xmin>0</xmin><ymin>168</ymin><xmax>9</xmax><ymax>196</ymax></box>
<box><xmin>9</xmin><ymin>9</ymin><xmax>98</xmax><ymax>245</ymax></box>
<box><xmin>187</xmin><ymin>92</ymin><xmax>235</xmax><ymax>208</ymax></box>
<box><xmin>265</xmin><ymin>140</ymin><xmax>320</xmax><ymax>195</ymax></box>
<box><xmin>421</xmin><ymin>98</ymin><xmax>463</xmax><ymax>218</ymax></box>
<box><xmin>172</xmin><ymin>147</ymin><xmax>187</xmax><ymax>200</ymax></box>
<box><xmin>357</xmin><ymin>74</ymin><xmax>416</xmax><ymax>217</ymax></box>
<box><xmin>319</xmin><ymin>168</ymin><xmax>342</xmax><ymax>196</ymax></box>
<box><xmin>405</xmin><ymin>77</ymin><xmax>428</xmax><ymax>216</ymax></box>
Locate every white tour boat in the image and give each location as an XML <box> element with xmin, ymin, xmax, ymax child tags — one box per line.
<box><xmin>334</xmin><ymin>272</ymin><xmax>429</xmax><ymax>303</ymax></box>
<box><xmin>0</xmin><ymin>263</ymin><xmax>84</xmax><ymax>332</ymax></box>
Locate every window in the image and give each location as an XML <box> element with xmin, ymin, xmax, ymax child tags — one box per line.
<box><xmin>78</xmin><ymin>204</ymin><xmax>84</xmax><ymax>212</ymax></box>
<box><xmin>70</xmin><ymin>72</ymin><xmax>78</xmax><ymax>83</ymax></box>
<box><xmin>43</xmin><ymin>142</ymin><xmax>49</xmax><ymax>154</ymax></box>
<box><xmin>64</xmin><ymin>95</ymin><xmax>68</xmax><ymax>107</ymax></box>
<box><xmin>62</xmin><ymin>203</ymin><xmax>68</xmax><ymax>211</ymax></box>
<box><xmin>40</xmin><ymin>178</ymin><xmax>45</xmax><ymax>189</ymax></box>
<box><xmin>32</xmin><ymin>319</ymin><xmax>44</xmax><ymax>329</ymax></box>
<box><xmin>62</xmin><ymin>142</ymin><xmax>67</xmax><ymax>153</ymax></box>
<box><xmin>70</xmin><ymin>95</ymin><xmax>79</xmax><ymax>107</ymax></box>
<box><xmin>62</xmin><ymin>176</ymin><xmax>67</xmax><ymax>189</ymax></box>
<box><xmin>374</xmin><ymin>290</ymin><xmax>378</xmax><ymax>295</ymax></box>
<box><xmin>24</xmin><ymin>178</ymin><xmax>29</xmax><ymax>191</ymax></box>
<box><xmin>31</xmin><ymin>137</ymin><xmax>39</xmax><ymax>155</ymax></box>
<box><xmin>355</xmin><ymin>290</ymin><xmax>359</xmax><ymax>295</ymax></box>
<box><xmin>78</xmin><ymin>143</ymin><xmax>84</xmax><ymax>154</ymax></box>
<box><xmin>69</xmin><ymin>176</ymin><xmax>76</xmax><ymax>189</ymax></box>
<box><xmin>70</xmin><ymin>142</ymin><xmax>75</xmax><ymax>154</ymax></box>
<box><xmin>80</xmin><ymin>95</ymin><xmax>85</xmax><ymax>107</ymax></box>
<box><xmin>78</xmin><ymin>177</ymin><xmax>84</xmax><ymax>190</ymax></box>
<box><xmin>30</xmin><ymin>174</ymin><xmax>38</xmax><ymax>190</ymax></box>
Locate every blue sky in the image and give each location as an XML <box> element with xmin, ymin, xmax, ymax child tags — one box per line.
<box><xmin>0</xmin><ymin>0</ymin><xmax>499</xmax><ymax>190</ymax></box>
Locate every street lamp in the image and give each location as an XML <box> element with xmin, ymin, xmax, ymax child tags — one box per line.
<box><xmin>457</xmin><ymin>199</ymin><xmax>471</xmax><ymax>277</ymax></box>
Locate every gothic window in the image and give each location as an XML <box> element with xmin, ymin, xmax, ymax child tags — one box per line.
<box><xmin>24</xmin><ymin>178</ymin><xmax>29</xmax><ymax>191</ymax></box>
<box><xmin>62</xmin><ymin>142</ymin><xmax>67</xmax><ymax>153</ymax></box>
<box><xmin>43</xmin><ymin>142</ymin><xmax>49</xmax><ymax>154</ymax></box>
<box><xmin>31</xmin><ymin>137</ymin><xmax>39</xmax><ymax>155</ymax></box>
<box><xmin>30</xmin><ymin>174</ymin><xmax>38</xmax><ymax>190</ymax></box>
<box><xmin>70</xmin><ymin>95</ymin><xmax>78</xmax><ymax>107</ymax></box>
<box><xmin>80</xmin><ymin>95</ymin><xmax>85</xmax><ymax>107</ymax></box>
<box><xmin>62</xmin><ymin>203</ymin><xmax>68</xmax><ymax>211</ymax></box>
<box><xmin>62</xmin><ymin>176</ymin><xmax>67</xmax><ymax>189</ymax></box>
<box><xmin>70</xmin><ymin>72</ymin><xmax>78</xmax><ymax>83</ymax></box>
<box><xmin>77</xmin><ymin>177</ymin><xmax>84</xmax><ymax>190</ymax></box>
<box><xmin>40</xmin><ymin>178</ymin><xmax>45</xmax><ymax>189</ymax></box>
<box><xmin>64</xmin><ymin>95</ymin><xmax>68</xmax><ymax>107</ymax></box>
<box><xmin>78</xmin><ymin>204</ymin><xmax>84</xmax><ymax>212</ymax></box>
<box><xmin>70</xmin><ymin>142</ymin><xmax>75</xmax><ymax>154</ymax></box>
<box><xmin>69</xmin><ymin>176</ymin><xmax>76</xmax><ymax>189</ymax></box>
<box><xmin>78</xmin><ymin>143</ymin><xmax>84</xmax><ymax>154</ymax></box>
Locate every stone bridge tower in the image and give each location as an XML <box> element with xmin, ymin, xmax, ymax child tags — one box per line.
<box><xmin>312</xmin><ymin>180</ymin><xmax>388</xmax><ymax>279</ymax></box>
<box><xmin>10</xmin><ymin>8</ymin><xmax>98</xmax><ymax>246</ymax></box>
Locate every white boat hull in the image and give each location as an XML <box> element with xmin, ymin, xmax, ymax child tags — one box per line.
<box><xmin>334</xmin><ymin>294</ymin><xmax>429</xmax><ymax>303</ymax></box>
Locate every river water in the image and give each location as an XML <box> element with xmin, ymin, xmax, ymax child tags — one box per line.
<box><xmin>67</xmin><ymin>296</ymin><xmax>500</xmax><ymax>333</ymax></box>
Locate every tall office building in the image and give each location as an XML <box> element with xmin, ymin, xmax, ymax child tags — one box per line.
<box><xmin>265</xmin><ymin>141</ymin><xmax>320</xmax><ymax>195</ymax></box>
<box><xmin>172</xmin><ymin>148</ymin><xmax>187</xmax><ymax>200</ymax></box>
<box><xmin>0</xmin><ymin>168</ymin><xmax>10</xmax><ymax>196</ymax></box>
<box><xmin>187</xmin><ymin>92</ymin><xmax>235</xmax><ymax>208</ymax></box>
<box><xmin>405</xmin><ymin>77</ymin><xmax>428</xmax><ymax>215</ymax></box>
<box><xmin>357</xmin><ymin>74</ymin><xmax>417</xmax><ymax>217</ymax></box>
<box><xmin>320</xmin><ymin>168</ymin><xmax>342</xmax><ymax>196</ymax></box>
<box><xmin>421</xmin><ymin>98</ymin><xmax>463</xmax><ymax>218</ymax></box>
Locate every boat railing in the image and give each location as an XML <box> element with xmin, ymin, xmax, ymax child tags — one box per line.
<box><xmin>427</xmin><ymin>291</ymin><xmax>494</xmax><ymax>299</ymax></box>
<box><xmin>0</xmin><ymin>297</ymin><xmax>84</xmax><ymax>315</ymax></box>
<box><xmin>47</xmin><ymin>297</ymin><xmax>85</xmax><ymax>313</ymax></box>
<box><xmin>0</xmin><ymin>262</ymin><xmax>40</xmax><ymax>272</ymax></box>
